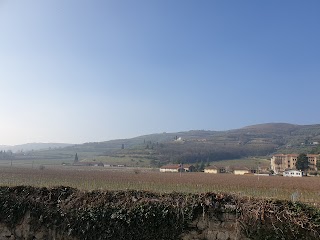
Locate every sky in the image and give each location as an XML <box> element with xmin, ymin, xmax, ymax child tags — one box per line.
<box><xmin>0</xmin><ymin>0</ymin><xmax>320</xmax><ymax>145</ymax></box>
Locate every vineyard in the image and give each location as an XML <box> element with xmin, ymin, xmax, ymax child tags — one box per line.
<box><xmin>0</xmin><ymin>166</ymin><xmax>319</xmax><ymax>206</ymax></box>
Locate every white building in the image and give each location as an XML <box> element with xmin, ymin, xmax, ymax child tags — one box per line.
<box><xmin>160</xmin><ymin>164</ymin><xmax>195</xmax><ymax>173</ymax></box>
<box><xmin>232</xmin><ymin>167</ymin><xmax>250</xmax><ymax>175</ymax></box>
<box><xmin>204</xmin><ymin>165</ymin><xmax>218</xmax><ymax>174</ymax></box>
<box><xmin>283</xmin><ymin>170</ymin><xmax>303</xmax><ymax>177</ymax></box>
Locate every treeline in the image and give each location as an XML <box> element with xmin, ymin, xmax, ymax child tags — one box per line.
<box><xmin>0</xmin><ymin>150</ymin><xmax>14</xmax><ymax>160</ymax></box>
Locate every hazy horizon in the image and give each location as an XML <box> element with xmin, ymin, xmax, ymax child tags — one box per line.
<box><xmin>0</xmin><ymin>122</ymin><xmax>315</xmax><ymax>146</ymax></box>
<box><xmin>1</xmin><ymin>1</ymin><xmax>320</xmax><ymax>145</ymax></box>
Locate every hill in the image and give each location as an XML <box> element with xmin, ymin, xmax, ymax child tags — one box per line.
<box><xmin>9</xmin><ymin>123</ymin><xmax>320</xmax><ymax>166</ymax></box>
<box><xmin>0</xmin><ymin>143</ymin><xmax>73</xmax><ymax>153</ymax></box>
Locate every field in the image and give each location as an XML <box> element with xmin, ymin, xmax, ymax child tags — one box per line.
<box><xmin>213</xmin><ymin>157</ymin><xmax>270</xmax><ymax>168</ymax></box>
<box><xmin>0</xmin><ymin>165</ymin><xmax>319</xmax><ymax>206</ymax></box>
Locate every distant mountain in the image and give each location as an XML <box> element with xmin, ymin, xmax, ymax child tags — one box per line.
<box><xmin>0</xmin><ymin>143</ymin><xmax>73</xmax><ymax>153</ymax></box>
<box><xmin>11</xmin><ymin>123</ymin><xmax>320</xmax><ymax>165</ymax></box>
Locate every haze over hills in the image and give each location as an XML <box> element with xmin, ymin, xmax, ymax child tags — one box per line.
<box><xmin>6</xmin><ymin>123</ymin><xmax>320</xmax><ymax>167</ymax></box>
<box><xmin>0</xmin><ymin>143</ymin><xmax>73</xmax><ymax>153</ymax></box>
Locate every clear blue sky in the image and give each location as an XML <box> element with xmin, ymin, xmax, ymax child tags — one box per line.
<box><xmin>1</xmin><ymin>0</ymin><xmax>319</xmax><ymax>145</ymax></box>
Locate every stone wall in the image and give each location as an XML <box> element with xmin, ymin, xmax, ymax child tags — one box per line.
<box><xmin>181</xmin><ymin>212</ymin><xmax>249</xmax><ymax>240</ymax></box>
<box><xmin>0</xmin><ymin>187</ymin><xmax>319</xmax><ymax>240</ymax></box>
<box><xmin>0</xmin><ymin>211</ymin><xmax>74</xmax><ymax>240</ymax></box>
<box><xmin>0</xmin><ymin>211</ymin><xmax>247</xmax><ymax>240</ymax></box>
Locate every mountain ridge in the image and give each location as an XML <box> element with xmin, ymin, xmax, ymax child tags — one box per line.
<box><xmin>0</xmin><ymin>143</ymin><xmax>73</xmax><ymax>153</ymax></box>
<box><xmin>6</xmin><ymin>123</ymin><xmax>320</xmax><ymax>166</ymax></box>
<box><xmin>3</xmin><ymin>123</ymin><xmax>319</xmax><ymax>147</ymax></box>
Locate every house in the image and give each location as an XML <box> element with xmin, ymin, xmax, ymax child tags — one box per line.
<box><xmin>160</xmin><ymin>164</ymin><xmax>195</xmax><ymax>173</ymax></box>
<box><xmin>283</xmin><ymin>169</ymin><xmax>303</xmax><ymax>177</ymax></box>
<box><xmin>204</xmin><ymin>165</ymin><xmax>218</xmax><ymax>174</ymax></box>
<box><xmin>232</xmin><ymin>167</ymin><xmax>250</xmax><ymax>175</ymax></box>
<box><xmin>271</xmin><ymin>154</ymin><xmax>319</xmax><ymax>173</ymax></box>
<box><xmin>160</xmin><ymin>165</ymin><xmax>180</xmax><ymax>172</ymax></box>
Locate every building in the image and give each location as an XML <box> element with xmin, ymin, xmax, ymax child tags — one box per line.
<box><xmin>160</xmin><ymin>164</ymin><xmax>195</xmax><ymax>173</ymax></box>
<box><xmin>160</xmin><ymin>164</ymin><xmax>180</xmax><ymax>172</ymax></box>
<box><xmin>204</xmin><ymin>165</ymin><xmax>218</xmax><ymax>174</ymax></box>
<box><xmin>308</xmin><ymin>154</ymin><xmax>318</xmax><ymax>170</ymax></box>
<box><xmin>73</xmin><ymin>161</ymin><xmax>105</xmax><ymax>167</ymax></box>
<box><xmin>271</xmin><ymin>154</ymin><xmax>319</xmax><ymax>173</ymax></box>
<box><xmin>232</xmin><ymin>167</ymin><xmax>250</xmax><ymax>175</ymax></box>
<box><xmin>283</xmin><ymin>169</ymin><xmax>303</xmax><ymax>177</ymax></box>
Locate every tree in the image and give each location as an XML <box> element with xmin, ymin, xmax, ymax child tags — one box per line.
<box><xmin>199</xmin><ymin>161</ymin><xmax>205</xmax><ymax>172</ymax></box>
<box><xmin>195</xmin><ymin>162</ymin><xmax>200</xmax><ymax>171</ymax></box>
<box><xmin>316</xmin><ymin>157</ymin><xmax>320</xmax><ymax>171</ymax></box>
<box><xmin>150</xmin><ymin>159</ymin><xmax>156</xmax><ymax>167</ymax></box>
<box><xmin>296</xmin><ymin>153</ymin><xmax>309</xmax><ymax>174</ymax></box>
<box><xmin>74</xmin><ymin>153</ymin><xmax>79</xmax><ymax>163</ymax></box>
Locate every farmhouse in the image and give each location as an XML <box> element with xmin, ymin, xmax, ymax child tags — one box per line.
<box><xmin>160</xmin><ymin>164</ymin><xmax>195</xmax><ymax>173</ymax></box>
<box><xmin>271</xmin><ymin>154</ymin><xmax>319</xmax><ymax>173</ymax></box>
<box><xmin>232</xmin><ymin>167</ymin><xmax>250</xmax><ymax>175</ymax></box>
<box><xmin>160</xmin><ymin>165</ymin><xmax>180</xmax><ymax>172</ymax></box>
<box><xmin>204</xmin><ymin>165</ymin><xmax>218</xmax><ymax>174</ymax></box>
<box><xmin>283</xmin><ymin>169</ymin><xmax>303</xmax><ymax>177</ymax></box>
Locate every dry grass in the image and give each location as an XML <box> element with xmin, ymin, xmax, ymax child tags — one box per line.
<box><xmin>0</xmin><ymin>166</ymin><xmax>320</xmax><ymax>206</ymax></box>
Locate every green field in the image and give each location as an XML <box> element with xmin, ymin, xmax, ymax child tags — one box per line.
<box><xmin>213</xmin><ymin>157</ymin><xmax>270</xmax><ymax>168</ymax></box>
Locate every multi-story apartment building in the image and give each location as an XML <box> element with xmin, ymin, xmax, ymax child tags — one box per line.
<box><xmin>271</xmin><ymin>154</ymin><xmax>319</xmax><ymax>173</ymax></box>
